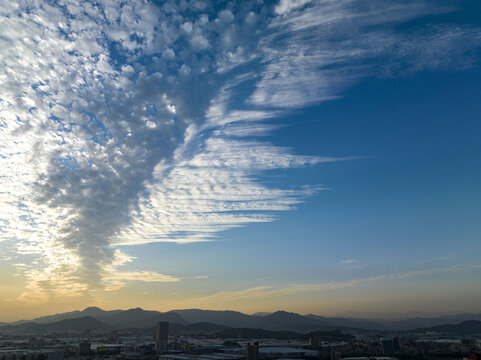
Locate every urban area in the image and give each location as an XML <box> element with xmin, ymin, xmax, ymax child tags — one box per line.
<box><xmin>1</xmin><ymin>309</ymin><xmax>480</xmax><ymax>360</ymax></box>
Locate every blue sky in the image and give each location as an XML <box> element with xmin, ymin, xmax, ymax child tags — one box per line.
<box><xmin>0</xmin><ymin>0</ymin><xmax>480</xmax><ymax>320</ymax></box>
<box><xmin>120</xmin><ymin>69</ymin><xmax>481</xmax><ymax>315</ymax></box>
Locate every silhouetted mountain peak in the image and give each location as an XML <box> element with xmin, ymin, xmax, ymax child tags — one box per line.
<box><xmin>265</xmin><ymin>310</ymin><xmax>305</xmax><ymax>320</ymax></box>
<box><xmin>83</xmin><ymin>306</ymin><xmax>103</xmax><ymax>312</ymax></box>
<box><xmin>82</xmin><ymin>306</ymin><xmax>107</xmax><ymax>316</ymax></box>
<box><xmin>127</xmin><ymin>307</ymin><xmax>144</xmax><ymax>312</ymax></box>
<box><xmin>257</xmin><ymin>310</ymin><xmax>327</xmax><ymax>331</ymax></box>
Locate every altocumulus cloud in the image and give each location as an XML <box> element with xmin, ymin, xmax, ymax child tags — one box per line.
<box><xmin>0</xmin><ymin>0</ymin><xmax>480</xmax><ymax>301</ymax></box>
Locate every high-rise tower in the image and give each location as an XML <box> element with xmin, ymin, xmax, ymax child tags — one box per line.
<box><xmin>155</xmin><ymin>322</ymin><xmax>169</xmax><ymax>354</ymax></box>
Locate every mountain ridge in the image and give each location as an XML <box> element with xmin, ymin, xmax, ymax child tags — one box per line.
<box><xmin>2</xmin><ymin>307</ymin><xmax>481</xmax><ymax>333</ymax></box>
<box><xmin>413</xmin><ymin>320</ymin><xmax>481</xmax><ymax>335</ymax></box>
<box><xmin>0</xmin><ymin>316</ymin><xmax>109</xmax><ymax>333</ymax></box>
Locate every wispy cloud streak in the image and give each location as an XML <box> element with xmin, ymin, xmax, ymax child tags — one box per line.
<box><xmin>182</xmin><ymin>263</ymin><xmax>481</xmax><ymax>305</ymax></box>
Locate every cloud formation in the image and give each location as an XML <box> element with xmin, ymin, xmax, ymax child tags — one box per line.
<box><xmin>179</xmin><ymin>263</ymin><xmax>481</xmax><ymax>306</ymax></box>
<box><xmin>0</xmin><ymin>0</ymin><xmax>480</xmax><ymax>300</ymax></box>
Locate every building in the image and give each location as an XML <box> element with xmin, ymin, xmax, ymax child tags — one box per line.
<box><xmin>155</xmin><ymin>321</ymin><xmax>169</xmax><ymax>354</ymax></box>
<box><xmin>78</xmin><ymin>340</ymin><xmax>91</xmax><ymax>356</ymax></box>
<box><xmin>246</xmin><ymin>342</ymin><xmax>259</xmax><ymax>360</ymax></box>
<box><xmin>381</xmin><ymin>338</ymin><xmax>395</xmax><ymax>356</ymax></box>
<box><xmin>48</xmin><ymin>350</ymin><xmax>64</xmax><ymax>360</ymax></box>
<box><xmin>258</xmin><ymin>347</ymin><xmax>319</xmax><ymax>359</ymax></box>
<box><xmin>393</xmin><ymin>337</ymin><xmax>400</xmax><ymax>353</ymax></box>
<box><xmin>158</xmin><ymin>354</ymin><xmax>244</xmax><ymax>360</ymax></box>
<box><xmin>330</xmin><ymin>349</ymin><xmax>341</xmax><ymax>360</ymax></box>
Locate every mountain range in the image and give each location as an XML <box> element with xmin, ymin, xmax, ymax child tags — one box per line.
<box><xmin>1</xmin><ymin>307</ymin><xmax>481</xmax><ymax>335</ymax></box>
<box><xmin>412</xmin><ymin>320</ymin><xmax>481</xmax><ymax>335</ymax></box>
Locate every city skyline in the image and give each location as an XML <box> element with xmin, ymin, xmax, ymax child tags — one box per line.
<box><xmin>0</xmin><ymin>0</ymin><xmax>480</xmax><ymax>321</ymax></box>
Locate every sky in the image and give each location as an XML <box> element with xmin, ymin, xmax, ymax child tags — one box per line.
<box><xmin>0</xmin><ymin>0</ymin><xmax>480</xmax><ymax>322</ymax></box>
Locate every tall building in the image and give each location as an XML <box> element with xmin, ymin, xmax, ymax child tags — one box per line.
<box><xmin>246</xmin><ymin>342</ymin><xmax>259</xmax><ymax>360</ymax></box>
<box><xmin>330</xmin><ymin>349</ymin><xmax>341</xmax><ymax>360</ymax></box>
<box><xmin>381</xmin><ymin>337</ymin><xmax>395</xmax><ymax>356</ymax></box>
<box><xmin>393</xmin><ymin>336</ymin><xmax>401</xmax><ymax>353</ymax></box>
<box><xmin>155</xmin><ymin>322</ymin><xmax>169</xmax><ymax>354</ymax></box>
<box><xmin>48</xmin><ymin>350</ymin><xmax>64</xmax><ymax>360</ymax></box>
<box><xmin>78</xmin><ymin>340</ymin><xmax>91</xmax><ymax>356</ymax></box>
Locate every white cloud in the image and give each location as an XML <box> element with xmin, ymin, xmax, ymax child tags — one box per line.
<box><xmin>251</xmin><ymin>1</ymin><xmax>481</xmax><ymax>109</ymax></box>
<box><xmin>103</xmin><ymin>271</ymin><xmax>181</xmax><ymax>292</ymax></box>
<box><xmin>275</xmin><ymin>0</ymin><xmax>313</xmax><ymax>15</ymax></box>
<box><xmin>0</xmin><ymin>0</ymin><xmax>479</xmax><ymax>301</ymax></box>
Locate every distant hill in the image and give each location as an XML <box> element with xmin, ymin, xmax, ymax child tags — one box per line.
<box><xmin>305</xmin><ymin>330</ymin><xmax>354</xmax><ymax>341</ymax></box>
<box><xmin>414</xmin><ymin>320</ymin><xmax>481</xmax><ymax>335</ymax></box>
<box><xmin>172</xmin><ymin>309</ymin><xmax>348</xmax><ymax>332</ymax></box>
<box><xmin>384</xmin><ymin>313</ymin><xmax>481</xmax><ymax>330</ymax></box>
<box><xmin>96</xmin><ymin>307</ymin><xmax>187</xmax><ymax>328</ymax></box>
<box><xmin>20</xmin><ymin>306</ymin><xmax>122</xmax><ymax>325</ymax></box>
<box><xmin>42</xmin><ymin>316</ymin><xmax>110</xmax><ymax>332</ymax></box>
<box><xmin>341</xmin><ymin>310</ymin><xmax>469</xmax><ymax>320</ymax></box>
<box><xmin>306</xmin><ymin>314</ymin><xmax>385</xmax><ymax>330</ymax></box>
<box><xmin>83</xmin><ymin>306</ymin><xmax>122</xmax><ymax>318</ymax></box>
<box><xmin>182</xmin><ymin>322</ymin><xmax>230</xmax><ymax>334</ymax></box>
<box><xmin>254</xmin><ymin>311</ymin><xmax>327</xmax><ymax>331</ymax></box>
<box><xmin>11</xmin><ymin>307</ymin><xmax>187</xmax><ymax>330</ymax></box>
<box><xmin>0</xmin><ymin>316</ymin><xmax>109</xmax><ymax>333</ymax></box>
<box><xmin>2</xmin><ymin>307</ymin><xmax>481</xmax><ymax>335</ymax></box>
<box><xmin>173</xmin><ymin>309</ymin><xmax>257</xmax><ymax>328</ymax></box>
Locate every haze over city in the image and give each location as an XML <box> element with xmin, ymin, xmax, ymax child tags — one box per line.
<box><xmin>1</xmin><ymin>0</ymin><xmax>480</xmax><ymax>324</ymax></box>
